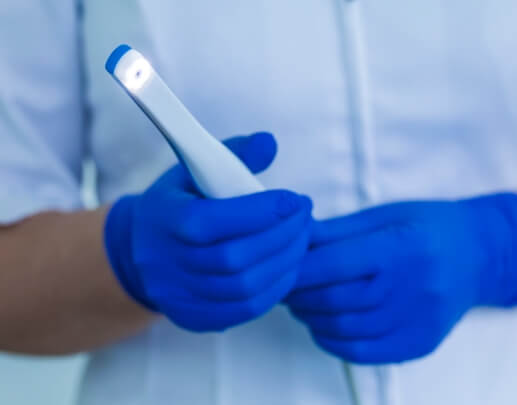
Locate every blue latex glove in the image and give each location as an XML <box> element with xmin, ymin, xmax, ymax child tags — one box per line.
<box><xmin>286</xmin><ymin>194</ymin><xmax>517</xmax><ymax>364</ymax></box>
<box><xmin>105</xmin><ymin>132</ymin><xmax>313</xmax><ymax>332</ymax></box>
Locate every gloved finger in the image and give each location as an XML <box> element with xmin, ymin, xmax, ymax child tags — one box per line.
<box><xmin>175</xmin><ymin>204</ymin><xmax>312</xmax><ymax>274</ymax></box>
<box><xmin>294</xmin><ymin>230</ymin><xmax>397</xmax><ymax>290</ymax></box>
<box><xmin>167</xmin><ymin>190</ymin><xmax>313</xmax><ymax>245</ymax></box>
<box><xmin>292</xmin><ymin>298</ymin><xmax>402</xmax><ymax>340</ymax></box>
<box><xmin>286</xmin><ymin>273</ymin><xmax>392</xmax><ymax>314</ymax></box>
<box><xmin>175</xmin><ymin>228</ymin><xmax>310</xmax><ymax>301</ymax></box>
<box><xmin>222</xmin><ymin>132</ymin><xmax>277</xmax><ymax>174</ymax></box>
<box><xmin>310</xmin><ymin>201</ymin><xmax>425</xmax><ymax>246</ymax></box>
<box><xmin>168</xmin><ymin>268</ymin><xmax>298</xmax><ymax>332</ymax></box>
<box><xmin>313</xmin><ymin>326</ymin><xmax>440</xmax><ymax>364</ymax></box>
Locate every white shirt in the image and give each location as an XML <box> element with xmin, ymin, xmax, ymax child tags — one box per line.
<box><xmin>2</xmin><ymin>1</ymin><xmax>517</xmax><ymax>404</ymax></box>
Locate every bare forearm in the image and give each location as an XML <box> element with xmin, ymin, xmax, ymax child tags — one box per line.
<box><xmin>0</xmin><ymin>208</ymin><xmax>154</xmax><ymax>355</ymax></box>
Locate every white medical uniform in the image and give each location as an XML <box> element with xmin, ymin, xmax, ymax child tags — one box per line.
<box><xmin>2</xmin><ymin>1</ymin><xmax>517</xmax><ymax>404</ymax></box>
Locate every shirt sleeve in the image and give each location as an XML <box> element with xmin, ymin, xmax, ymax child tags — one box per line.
<box><xmin>0</xmin><ymin>2</ymin><xmax>85</xmax><ymax>224</ymax></box>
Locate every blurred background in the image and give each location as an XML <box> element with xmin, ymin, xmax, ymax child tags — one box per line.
<box><xmin>0</xmin><ymin>354</ymin><xmax>85</xmax><ymax>404</ymax></box>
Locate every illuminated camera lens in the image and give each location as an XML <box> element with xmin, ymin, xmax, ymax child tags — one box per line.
<box><xmin>123</xmin><ymin>58</ymin><xmax>152</xmax><ymax>91</ymax></box>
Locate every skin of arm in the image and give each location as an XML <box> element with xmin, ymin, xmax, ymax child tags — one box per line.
<box><xmin>0</xmin><ymin>207</ymin><xmax>155</xmax><ymax>356</ymax></box>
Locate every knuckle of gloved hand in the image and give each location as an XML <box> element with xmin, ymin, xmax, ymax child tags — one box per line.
<box><xmin>233</xmin><ymin>273</ymin><xmax>261</xmax><ymax>300</ymax></box>
<box><xmin>329</xmin><ymin>316</ymin><xmax>354</xmax><ymax>338</ymax></box>
<box><xmin>240</xmin><ymin>296</ymin><xmax>267</xmax><ymax>320</ymax></box>
<box><xmin>175</xmin><ymin>200</ymin><xmax>211</xmax><ymax>244</ymax></box>
<box><xmin>215</xmin><ymin>244</ymin><xmax>246</xmax><ymax>273</ymax></box>
<box><xmin>335</xmin><ymin>317</ymin><xmax>354</xmax><ymax>337</ymax></box>
<box><xmin>273</xmin><ymin>190</ymin><xmax>304</xmax><ymax>220</ymax></box>
<box><xmin>341</xmin><ymin>341</ymin><xmax>369</xmax><ymax>363</ymax></box>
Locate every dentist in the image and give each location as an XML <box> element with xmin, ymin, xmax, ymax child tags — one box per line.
<box><xmin>2</xmin><ymin>1</ymin><xmax>517</xmax><ymax>405</ymax></box>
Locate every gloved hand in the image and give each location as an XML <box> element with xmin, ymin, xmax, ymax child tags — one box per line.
<box><xmin>105</xmin><ymin>132</ymin><xmax>313</xmax><ymax>332</ymax></box>
<box><xmin>286</xmin><ymin>194</ymin><xmax>517</xmax><ymax>364</ymax></box>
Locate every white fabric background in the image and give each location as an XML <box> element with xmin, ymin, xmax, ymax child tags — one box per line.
<box><xmin>0</xmin><ymin>354</ymin><xmax>85</xmax><ymax>405</ymax></box>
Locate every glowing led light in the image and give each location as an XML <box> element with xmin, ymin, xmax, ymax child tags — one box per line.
<box><xmin>122</xmin><ymin>58</ymin><xmax>152</xmax><ymax>91</ymax></box>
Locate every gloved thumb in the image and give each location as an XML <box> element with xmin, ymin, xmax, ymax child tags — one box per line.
<box><xmin>223</xmin><ymin>132</ymin><xmax>278</xmax><ymax>174</ymax></box>
<box><xmin>153</xmin><ymin>132</ymin><xmax>277</xmax><ymax>193</ymax></box>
